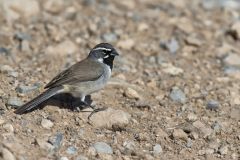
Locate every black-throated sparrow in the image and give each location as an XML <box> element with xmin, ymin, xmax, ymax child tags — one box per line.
<box><xmin>15</xmin><ymin>43</ymin><xmax>119</xmax><ymax>116</ymax></box>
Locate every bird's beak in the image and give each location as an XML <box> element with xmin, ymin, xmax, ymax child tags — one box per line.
<box><xmin>111</xmin><ymin>50</ymin><xmax>119</xmax><ymax>56</ymax></box>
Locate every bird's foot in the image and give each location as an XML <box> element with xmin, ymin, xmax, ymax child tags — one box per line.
<box><xmin>88</xmin><ymin>107</ymin><xmax>107</xmax><ymax>120</ymax></box>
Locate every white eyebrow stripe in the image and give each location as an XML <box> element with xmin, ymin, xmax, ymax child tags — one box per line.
<box><xmin>93</xmin><ymin>47</ymin><xmax>112</xmax><ymax>51</ymax></box>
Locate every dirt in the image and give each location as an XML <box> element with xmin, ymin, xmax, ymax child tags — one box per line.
<box><xmin>0</xmin><ymin>0</ymin><xmax>239</xmax><ymax>160</ymax></box>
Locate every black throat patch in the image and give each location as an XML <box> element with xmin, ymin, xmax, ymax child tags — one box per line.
<box><xmin>103</xmin><ymin>56</ymin><xmax>114</xmax><ymax>70</ymax></box>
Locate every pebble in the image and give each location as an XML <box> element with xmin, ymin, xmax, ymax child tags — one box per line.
<box><xmin>0</xmin><ymin>0</ymin><xmax>40</xmax><ymax>21</ymax></box>
<box><xmin>59</xmin><ymin>157</ymin><xmax>68</xmax><ymax>160</ymax></box>
<box><xmin>153</xmin><ymin>144</ymin><xmax>162</xmax><ymax>155</ymax></box>
<box><xmin>206</xmin><ymin>100</ymin><xmax>219</xmax><ymax>110</ymax></box>
<box><xmin>0</xmin><ymin>65</ymin><xmax>14</xmax><ymax>73</ymax></box>
<box><xmin>14</xmin><ymin>32</ymin><xmax>31</xmax><ymax>41</ymax></box>
<box><xmin>224</xmin><ymin>66</ymin><xmax>240</xmax><ymax>79</ymax></box>
<box><xmin>7</xmin><ymin>97</ymin><xmax>23</xmax><ymax>108</ymax></box>
<box><xmin>219</xmin><ymin>145</ymin><xmax>228</xmax><ymax>155</ymax></box>
<box><xmin>138</xmin><ymin>23</ymin><xmax>149</xmax><ymax>32</ymax></box>
<box><xmin>161</xmin><ymin>63</ymin><xmax>183</xmax><ymax>76</ymax></box>
<box><xmin>3</xmin><ymin>123</ymin><xmax>14</xmax><ymax>133</ymax></box>
<box><xmin>223</xmin><ymin>53</ymin><xmax>240</xmax><ymax>67</ymax></box>
<box><xmin>16</xmin><ymin>85</ymin><xmax>38</xmax><ymax>94</ymax></box>
<box><xmin>172</xmin><ymin>129</ymin><xmax>188</xmax><ymax>141</ymax></box>
<box><xmin>0</xmin><ymin>146</ymin><xmax>16</xmax><ymax>160</ymax></box>
<box><xmin>161</xmin><ymin>38</ymin><xmax>179</xmax><ymax>54</ymax></box>
<box><xmin>43</xmin><ymin>0</ymin><xmax>65</xmax><ymax>14</ymax></box>
<box><xmin>66</xmin><ymin>146</ymin><xmax>77</xmax><ymax>155</ymax></box>
<box><xmin>88</xmin><ymin>108</ymin><xmax>130</xmax><ymax>129</ymax></box>
<box><xmin>169</xmin><ymin>87</ymin><xmax>186</xmax><ymax>104</ymax></box>
<box><xmin>124</xmin><ymin>87</ymin><xmax>141</xmax><ymax>99</ymax></box>
<box><xmin>117</xmin><ymin>39</ymin><xmax>135</xmax><ymax>50</ymax></box>
<box><xmin>0</xmin><ymin>118</ymin><xmax>5</xmax><ymax>125</ymax></box>
<box><xmin>46</xmin><ymin>40</ymin><xmax>78</xmax><ymax>56</ymax></box>
<box><xmin>123</xmin><ymin>140</ymin><xmax>135</xmax><ymax>151</ymax></box>
<box><xmin>186</xmin><ymin>138</ymin><xmax>192</xmax><ymax>148</ymax></box>
<box><xmin>202</xmin><ymin>0</ymin><xmax>240</xmax><ymax>10</ymax></box>
<box><xmin>0</xmin><ymin>47</ymin><xmax>10</xmax><ymax>56</ymax></box>
<box><xmin>48</xmin><ymin>132</ymin><xmax>63</xmax><ymax>150</ymax></box>
<box><xmin>76</xmin><ymin>155</ymin><xmax>88</xmax><ymax>160</ymax></box>
<box><xmin>36</xmin><ymin>138</ymin><xmax>54</xmax><ymax>151</ymax></box>
<box><xmin>41</xmin><ymin>118</ymin><xmax>54</xmax><ymax>129</ymax></box>
<box><xmin>230</xmin><ymin>21</ymin><xmax>240</xmax><ymax>39</ymax></box>
<box><xmin>187</xmin><ymin>113</ymin><xmax>197</xmax><ymax>121</ymax></box>
<box><xmin>193</xmin><ymin>120</ymin><xmax>212</xmax><ymax>138</ymax></box>
<box><xmin>102</xmin><ymin>33</ymin><xmax>118</xmax><ymax>42</ymax></box>
<box><xmin>93</xmin><ymin>142</ymin><xmax>113</xmax><ymax>154</ymax></box>
<box><xmin>185</xmin><ymin>36</ymin><xmax>203</xmax><ymax>47</ymax></box>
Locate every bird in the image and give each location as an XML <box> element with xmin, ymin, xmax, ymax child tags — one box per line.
<box><xmin>15</xmin><ymin>43</ymin><xmax>119</xmax><ymax>117</ymax></box>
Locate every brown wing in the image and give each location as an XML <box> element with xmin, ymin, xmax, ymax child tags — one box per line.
<box><xmin>45</xmin><ymin>59</ymin><xmax>104</xmax><ymax>89</ymax></box>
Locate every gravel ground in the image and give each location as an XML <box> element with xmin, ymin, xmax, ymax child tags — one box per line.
<box><xmin>0</xmin><ymin>0</ymin><xmax>240</xmax><ymax>160</ymax></box>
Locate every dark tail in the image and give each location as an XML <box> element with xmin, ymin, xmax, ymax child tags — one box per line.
<box><xmin>15</xmin><ymin>87</ymin><xmax>62</xmax><ymax>114</ymax></box>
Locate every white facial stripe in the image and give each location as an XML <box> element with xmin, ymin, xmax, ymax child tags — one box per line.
<box><xmin>93</xmin><ymin>47</ymin><xmax>112</xmax><ymax>52</ymax></box>
<box><xmin>104</xmin><ymin>55</ymin><xmax>109</xmax><ymax>58</ymax></box>
<box><xmin>97</xmin><ymin>58</ymin><xmax>103</xmax><ymax>63</ymax></box>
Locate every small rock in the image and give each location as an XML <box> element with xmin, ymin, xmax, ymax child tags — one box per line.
<box><xmin>206</xmin><ymin>100</ymin><xmax>219</xmax><ymax>110</ymax></box>
<box><xmin>82</xmin><ymin>0</ymin><xmax>96</xmax><ymax>6</ymax></box>
<box><xmin>186</xmin><ymin>138</ymin><xmax>192</xmax><ymax>148</ymax></box>
<box><xmin>0</xmin><ymin>0</ymin><xmax>40</xmax><ymax>21</ymax></box>
<box><xmin>169</xmin><ymin>87</ymin><xmax>186</xmax><ymax>104</ymax></box>
<box><xmin>87</xmin><ymin>147</ymin><xmax>97</xmax><ymax>156</ymax></box>
<box><xmin>14</xmin><ymin>32</ymin><xmax>31</xmax><ymax>41</ymax></box>
<box><xmin>93</xmin><ymin>142</ymin><xmax>113</xmax><ymax>154</ymax></box>
<box><xmin>36</xmin><ymin>139</ymin><xmax>54</xmax><ymax>151</ymax></box>
<box><xmin>172</xmin><ymin>129</ymin><xmax>188</xmax><ymax>141</ymax></box>
<box><xmin>0</xmin><ymin>118</ymin><xmax>5</xmax><ymax>125</ymax></box>
<box><xmin>193</xmin><ymin>120</ymin><xmax>212</xmax><ymax>138</ymax></box>
<box><xmin>185</xmin><ymin>36</ymin><xmax>203</xmax><ymax>47</ymax></box>
<box><xmin>223</xmin><ymin>53</ymin><xmax>240</xmax><ymax>67</ymax></box>
<box><xmin>124</xmin><ymin>88</ymin><xmax>141</xmax><ymax>99</ymax></box>
<box><xmin>230</xmin><ymin>21</ymin><xmax>240</xmax><ymax>39</ymax></box>
<box><xmin>123</xmin><ymin>140</ymin><xmax>136</xmax><ymax>151</ymax></box>
<box><xmin>88</xmin><ymin>108</ymin><xmax>130</xmax><ymax>129</ymax></box>
<box><xmin>161</xmin><ymin>38</ymin><xmax>179</xmax><ymax>54</ymax></box>
<box><xmin>16</xmin><ymin>85</ymin><xmax>38</xmax><ymax>94</ymax></box>
<box><xmin>116</xmin><ymin>0</ymin><xmax>136</xmax><ymax>9</ymax></box>
<box><xmin>59</xmin><ymin>157</ymin><xmax>68</xmax><ymax>160</ymax></box>
<box><xmin>161</xmin><ymin>63</ymin><xmax>183</xmax><ymax>76</ymax></box>
<box><xmin>48</xmin><ymin>132</ymin><xmax>63</xmax><ymax>150</ymax></box>
<box><xmin>138</xmin><ymin>23</ymin><xmax>149</xmax><ymax>32</ymax></box>
<box><xmin>0</xmin><ymin>146</ymin><xmax>16</xmax><ymax>160</ymax></box>
<box><xmin>66</xmin><ymin>146</ymin><xmax>77</xmax><ymax>155</ymax></box>
<box><xmin>219</xmin><ymin>145</ymin><xmax>228</xmax><ymax>155</ymax></box>
<box><xmin>43</xmin><ymin>0</ymin><xmax>65</xmax><ymax>14</ymax></box>
<box><xmin>3</xmin><ymin>123</ymin><xmax>14</xmax><ymax>133</ymax></box>
<box><xmin>202</xmin><ymin>0</ymin><xmax>240</xmax><ymax>10</ymax></box>
<box><xmin>102</xmin><ymin>33</ymin><xmax>118</xmax><ymax>42</ymax></box>
<box><xmin>8</xmin><ymin>71</ymin><xmax>18</xmax><ymax>78</ymax></box>
<box><xmin>187</xmin><ymin>113</ymin><xmax>197</xmax><ymax>121</ymax></box>
<box><xmin>46</xmin><ymin>40</ymin><xmax>77</xmax><ymax>56</ymax></box>
<box><xmin>153</xmin><ymin>144</ymin><xmax>162</xmax><ymax>155</ymax></box>
<box><xmin>117</xmin><ymin>39</ymin><xmax>135</xmax><ymax>50</ymax></box>
<box><xmin>76</xmin><ymin>155</ymin><xmax>88</xmax><ymax>160</ymax></box>
<box><xmin>41</xmin><ymin>118</ymin><xmax>54</xmax><ymax>129</ymax></box>
<box><xmin>0</xmin><ymin>47</ymin><xmax>10</xmax><ymax>56</ymax></box>
<box><xmin>7</xmin><ymin>97</ymin><xmax>23</xmax><ymax>108</ymax></box>
<box><xmin>0</xmin><ymin>65</ymin><xmax>14</xmax><ymax>73</ymax></box>
<box><xmin>224</xmin><ymin>66</ymin><xmax>240</xmax><ymax>79</ymax></box>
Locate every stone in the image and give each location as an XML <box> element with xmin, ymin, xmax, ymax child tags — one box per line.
<box><xmin>123</xmin><ymin>140</ymin><xmax>135</xmax><ymax>152</ymax></box>
<box><xmin>224</xmin><ymin>66</ymin><xmax>240</xmax><ymax>79</ymax></box>
<box><xmin>185</xmin><ymin>36</ymin><xmax>203</xmax><ymax>47</ymax></box>
<box><xmin>0</xmin><ymin>0</ymin><xmax>40</xmax><ymax>21</ymax></box>
<box><xmin>153</xmin><ymin>144</ymin><xmax>162</xmax><ymax>155</ymax></box>
<box><xmin>14</xmin><ymin>32</ymin><xmax>31</xmax><ymax>41</ymax></box>
<box><xmin>3</xmin><ymin>123</ymin><xmax>14</xmax><ymax>133</ymax></box>
<box><xmin>116</xmin><ymin>0</ymin><xmax>136</xmax><ymax>9</ymax></box>
<box><xmin>187</xmin><ymin>113</ymin><xmax>197</xmax><ymax>121</ymax></box>
<box><xmin>124</xmin><ymin>87</ymin><xmax>141</xmax><ymax>99</ymax></box>
<box><xmin>59</xmin><ymin>157</ymin><xmax>68</xmax><ymax>160</ymax></box>
<box><xmin>88</xmin><ymin>108</ymin><xmax>130</xmax><ymax>129</ymax></box>
<box><xmin>87</xmin><ymin>147</ymin><xmax>97</xmax><ymax>156</ymax></box>
<box><xmin>230</xmin><ymin>21</ymin><xmax>240</xmax><ymax>39</ymax></box>
<box><xmin>7</xmin><ymin>97</ymin><xmax>23</xmax><ymax>108</ymax></box>
<box><xmin>161</xmin><ymin>38</ymin><xmax>179</xmax><ymax>54</ymax></box>
<box><xmin>223</xmin><ymin>53</ymin><xmax>240</xmax><ymax>67</ymax></box>
<box><xmin>66</xmin><ymin>146</ymin><xmax>77</xmax><ymax>155</ymax></box>
<box><xmin>0</xmin><ymin>65</ymin><xmax>14</xmax><ymax>73</ymax></box>
<box><xmin>41</xmin><ymin>119</ymin><xmax>54</xmax><ymax>129</ymax></box>
<box><xmin>202</xmin><ymin>0</ymin><xmax>240</xmax><ymax>10</ymax></box>
<box><xmin>0</xmin><ymin>118</ymin><xmax>5</xmax><ymax>125</ymax></box>
<box><xmin>43</xmin><ymin>0</ymin><xmax>65</xmax><ymax>14</ymax></box>
<box><xmin>48</xmin><ymin>132</ymin><xmax>63</xmax><ymax>150</ymax></box>
<box><xmin>46</xmin><ymin>40</ymin><xmax>77</xmax><ymax>56</ymax></box>
<box><xmin>172</xmin><ymin>129</ymin><xmax>188</xmax><ymax>141</ymax></box>
<box><xmin>16</xmin><ymin>85</ymin><xmax>38</xmax><ymax>94</ymax></box>
<box><xmin>93</xmin><ymin>142</ymin><xmax>113</xmax><ymax>154</ymax></box>
<box><xmin>169</xmin><ymin>87</ymin><xmax>186</xmax><ymax>104</ymax></box>
<box><xmin>102</xmin><ymin>33</ymin><xmax>118</xmax><ymax>42</ymax></box>
<box><xmin>161</xmin><ymin>63</ymin><xmax>183</xmax><ymax>76</ymax></box>
<box><xmin>138</xmin><ymin>23</ymin><xmax>149</xmax><ymax>32</ymax></box>
<box><xmin>36</xmin><ymin>139</ymin><xmax>54</xmax><ymax>151</ymax></box>
<box><xmin>219</xmin><ymin>145</ymin><xmax>228</xmax><ymax>155</ymax></box>
<box><xmin>76</xmin><ymin>155</ymin><xmax>88</xmax><ymax>160</ymax></box>
<box><xmin>186</xmin><ymin>138</ymin><xmax>192</xmax><ymax>148</ymax></box>
<box><xmin>193</xmin><ymin>120</ymin><xmax>212</xmax><ymax>138</ymax></box>
<box><xmin>117</xmin><ymin>39</ymin><xmax>135</xmax><ymax>50</ymax></box>
<box><xmin>0</xmin><ymin>146</ymin><xmax>16</xmax><ymax>160</ymax></box>
<box><xmin>206</xmin><ymin>100</ymin><xmax>219</xmax><ymax>110</ymax></box>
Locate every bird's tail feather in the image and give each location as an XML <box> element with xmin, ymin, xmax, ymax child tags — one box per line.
<box><xmin>15</xmin><ymin>87</ymin><xmax>62</xmax><ymax>114</ymax></box>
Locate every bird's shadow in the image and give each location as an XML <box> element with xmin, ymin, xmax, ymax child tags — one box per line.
<box><xmin>23</xmin><ymin>94</ymin><xmax>93</xmax><ymax>114</ymax></box>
